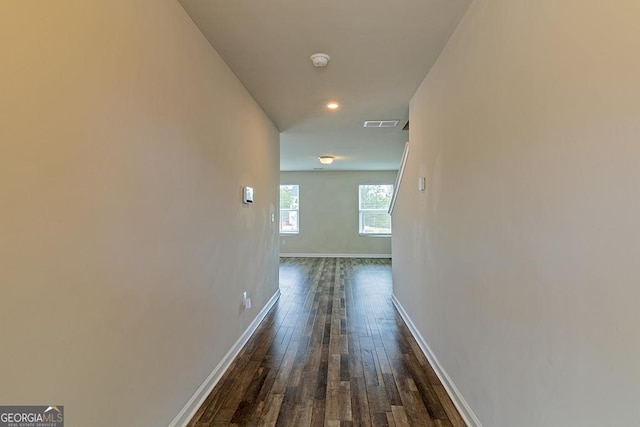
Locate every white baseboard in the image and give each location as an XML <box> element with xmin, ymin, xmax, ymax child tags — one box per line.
<box><xmin>279</xmin><ymin>253</ymin><xmax>391</xmax><ymax>259</ymax></box>
<box><xmin>391</xmin><ymin>294</ymin><xmax>482</xmax><ymax>427</ymax></box>
<box><xmin>169</xmin><ymin>289</ymin><xmax>281</xmax><ymax>427</ymax></box>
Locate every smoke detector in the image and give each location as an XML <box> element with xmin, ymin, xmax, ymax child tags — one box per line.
<box><xmin>310</xmin><ymin>53</ymin><xmax>330</xmax><ymax>67</ymax></box>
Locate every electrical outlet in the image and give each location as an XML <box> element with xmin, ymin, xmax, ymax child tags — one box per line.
<box><xmin>418</xmin><ymin>176</ymin><xmax>426</xmax><ymax>192</ymax></box>
<box><xmin>242</xmin><ymin>291</ymin><xmax>252</xmax><ymax>309</ymax></box>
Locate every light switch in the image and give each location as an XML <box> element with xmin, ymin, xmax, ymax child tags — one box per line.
<box><xmin>243</xmin><ymin>186</ymin><xmax>254</xmax><ymax>204</ymax></box>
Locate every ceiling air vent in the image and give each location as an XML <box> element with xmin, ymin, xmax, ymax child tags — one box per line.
<box><xmin>364</xmin><ymin>120</ymin><xmax>399</xmax><ymax>128</ymax></box>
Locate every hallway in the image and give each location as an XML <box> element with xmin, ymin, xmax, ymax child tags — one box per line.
<box><xmin>187</xmin><ymin>258</ymin><xmax>464</xmax><ymax>426</ymax></box>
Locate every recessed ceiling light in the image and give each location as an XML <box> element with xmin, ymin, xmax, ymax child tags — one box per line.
<box><xmin>327</xmin><ymin>102</ymin><xmax>339</xmax><ymax>110</ymax></box>
<box><xmin>318</xmin><ymin>156</ymin><xmax>335</xmax><ymax>165</ymax></box>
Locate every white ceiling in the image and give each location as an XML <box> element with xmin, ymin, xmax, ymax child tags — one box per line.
<box><xmin>179</xmin><ymin>0</ymin><xmax>472</xmax><ymax>171</ymax></box>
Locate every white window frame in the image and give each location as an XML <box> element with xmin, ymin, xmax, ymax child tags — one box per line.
<box><xmin>279</xmin><ymin>185</ymin><xmax>299</xmax><ymax>234</ymax></box>
<box><xmin>358</xmin><ymin>184</ymin><xmax>393</xmax><ymax>236</ymax></box>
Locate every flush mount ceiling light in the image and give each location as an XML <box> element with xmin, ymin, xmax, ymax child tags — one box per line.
<box><xmin>318</xmin><ymin>156</ymin><xmax>335</xmax><ymax>165</ymax></box>
<box><xmin>327</xmin><ymin>102</ymin><xmax>339</xmax><ymax>109</ymax></box>
<box><xmin>310</xmin><ymin>53</ymin><xmax>330</xmax><ymax>67</ymax></box>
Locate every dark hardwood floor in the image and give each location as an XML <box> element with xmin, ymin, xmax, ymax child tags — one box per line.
<box><xmin>187</xmin><ymin>257</ymin><xmax>465</xmax><ymax>426</ymax></box>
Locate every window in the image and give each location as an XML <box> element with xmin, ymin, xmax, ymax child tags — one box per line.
<box><xmin>280</xmin><ymin>185</ymin><xmax>299</xmax><ymax>234</ymax></box>
<box><xmin>359</xmin><ymin>184</ymin><xmax>393</xmax><ymax>235</ymax></box>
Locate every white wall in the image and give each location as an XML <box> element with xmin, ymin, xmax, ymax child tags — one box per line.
<box><xmin>0</xmin><ymin>1</ymin><xmax>279</xmax><ymax>426</ymax></box>
<box><xmin>280</xmin><ymin>171</ymin><xmax>396</xmax><ymax>256</ymax></box>
<box><xmin>392</xmin><ymin>0</ymin><xmax>640</xmax><ymax>425</ymax></box>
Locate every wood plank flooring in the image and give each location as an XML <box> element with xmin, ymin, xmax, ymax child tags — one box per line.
<box><xmin>187</xmin><ymin>258</ymin><xmax>465</xmax><ymax>427</ymax></box>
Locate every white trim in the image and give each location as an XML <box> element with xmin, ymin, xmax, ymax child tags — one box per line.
<box><xmin>392</xmin><ymin>294</ymin><xmax>483</xmax><ymax>427</ymax></box>
<box><xmin>388</xmin><ymin>141</ymin><xmax>409</xmax><ymax>215</ymax></box>
<box><xmin>169</xmin><ymin>289</ymin><xmax>281</xmax><ymax>427</ymax></box>
<box><xmin>279</xmin><ymin>253</ymin><xmax>391</xmax><ymax>259</ymax></box>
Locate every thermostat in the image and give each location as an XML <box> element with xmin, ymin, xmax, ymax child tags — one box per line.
<box><xmin>243</xmin><ymin>186</ymin><xmax>254</xmax><ymax>204</ymax></box>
